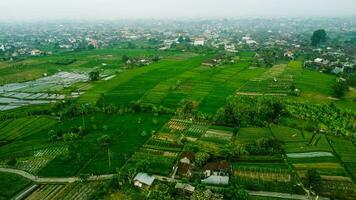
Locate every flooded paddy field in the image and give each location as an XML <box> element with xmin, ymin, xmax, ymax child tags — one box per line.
<box><xmin>0</xmin><ymin>72</ymin><xmax>88</xmax><ymax>111</ymax></box>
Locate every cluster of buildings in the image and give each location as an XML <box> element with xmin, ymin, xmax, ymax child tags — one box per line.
<box><xmin>133</xmin><ymin>151</ymin><xmax>230</xmax><ymax>197</ymax></box>
<box><xmin>304</xmin><ymin>48</ymin><xmax>355</xmax><ymax>75</ymax></box>
<box><xmin>0</xmin><ymin>18</ymin><xmax>354</xmax><ymax>73</ymax></box>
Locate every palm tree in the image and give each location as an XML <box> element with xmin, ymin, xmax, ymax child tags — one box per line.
<box><xmin>80</xmin><ymin>104</ymin><xmax>86</xmax><ymax>129</ymax></box>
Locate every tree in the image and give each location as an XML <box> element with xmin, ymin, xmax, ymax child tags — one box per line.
<box><xmin>191</xmin><ymin>189</ymin><xmax>223</xmax><ymax>200</ymax></box>
<box><xmin>220</xmin><ymin>144</ymin><xmax>237</xmax><ymax>160</ymax></box>
<box><xmin>233</xmin><ymin>127</ymin><xmax>239</xmax><ymax>136</ymax></box>
<box><xmin>89</xmin><ymin>71</ymin><xmax>100</xmax><ymax>81</ymax></box>
<box><xmin>311</xmin><ymin>29</ymin><xmax>327</xmax><ymax>46</ymax></box>
<box><xmin>97</xmin><ymin>135</ymin><xmax>113</xmax><ymax>169</ymax></box>
<box><xmin>347</xmin><ymin>73</ymin><xmax>356</xmax><ymax>87</ymax></box>
<box><xmin>177</xmin><ymin>99</ymin><xmax>198</xmax><ymax>117</ymax></box>
<box><xmin>178</xmin><ymin>36</ymin><xmax>184</xmax><ymax>43</ymax></box>
<box><xmin>305</xmin><ymin>169</ymin><xmax>322</xmax><ymax>194</ymax></box>
<box><xmin>195</xmin><ymin>152</ymin><xmax>210</xmax><ymax>167</ymax></box>
<box><xmin>225</xmin><ymin>185</ymin><xmax>249</xmax><ymax>200</ymax></box>
<box><xmin>147</xmin><ymin>190</ymin><xmax>174</xmax><ymax>200</ymax></box>
<box><xmin>333</xmin><ymin>80</ymin><xmax>349</xmax><ymax>98</ymax></box>
<box><xmin>122</xmin><ymin>55</ymin><xmax>130</xmax><ymax>63</ymax></box>
<box><xmin>97</xmin><ymin>135</ymin><xmax>112</xmax><ymax>146</ymax></box>
<box><xmin>7</xmin><ymin>158</ymin><xmax>17</xmax><ymax>166</ymax></box>
<box><xmin>87</xmin><ymin>44</ymin><xmax>95</xmax><ymax>50</ymax></box>
<box><xmin>214</xmin><ymin>96</ymin><xmax>284</xmax><ymax>127</ymax></box>
<box><xmin>152</xmin><ymin>55</ymin><xmax>160</xmax><ymax>62</ymax></box>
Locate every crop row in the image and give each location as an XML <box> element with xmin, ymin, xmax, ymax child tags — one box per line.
<box><xmin>0</xmin><ymin>116</ymin><xmax>56</xmax><ymax>141</ymax></box>
<box><xmin>234</xmin><ymin>169</ymin><xmax>291</xmax><ymax>183</ymax></box>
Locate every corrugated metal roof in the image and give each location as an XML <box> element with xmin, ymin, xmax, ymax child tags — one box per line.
<box><xmin>134</xmin><ymin>172</ymin><xmax>155</xmax><ymax>186</ymax></box>
<box><xmin>202</xmin><ymin>175</ymin><xmax>229</xmax><ymax>185</ymax></box>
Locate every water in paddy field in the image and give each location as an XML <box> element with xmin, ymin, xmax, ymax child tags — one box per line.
<box><xmin>0</xmin><ymin>72</ymin><xmax>88</xmax><ymax>111</ymax></box>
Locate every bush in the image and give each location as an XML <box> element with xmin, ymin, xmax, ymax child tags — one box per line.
<box><xmin>89</xmin><ymin>71</ymin><xmax>100</xmax><ymax>81</ymax></box>
<box><xmin>6</xmin><ymin>158</ymin><xmax>17</xmax><ymax>166</ymax></box>
<box><xmin>55</xmin><ymin>58</ymin><xmax>76</xmax><ymax>65</ymax></box>
<box><xmin>333</xmin><ymin>80</ymin><xmax>349</xmax><ymax>98</ymax></box>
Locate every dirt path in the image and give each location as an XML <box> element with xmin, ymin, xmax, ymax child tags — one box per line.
<box><xmin>0</xmin><ymin>167</ymin><xmax>115</xmax><ymax>183</ymax></box>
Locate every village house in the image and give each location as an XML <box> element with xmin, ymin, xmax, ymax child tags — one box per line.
<box><xmin>30</xmin><ymin>49</ymin><xmax>42</xmax><ymax>56</ymax></box>
<box><xmin>0</xmin><ymin>44</ymin><xmax>5</xmax><ymax>52</ymax></box>
<box><xmin>133</xmin><ymin>172</ymin><xmax>155</xmax><ymax>189</ymax></box>
<box><xmin>225</xmin><ymin>43</ymin><xmax>237</xmax><ymax>53</ymax></box>
<box><xmin>177</xmin><ymin>151</ymin><xmax>195</xmax><ymax>177</ymax></box>
<box><xmin>332</xmin><ymin>66</ymin><xmax>344</xmax><ymax>74</ymax></box>
<box><xmin>193</xmin><ymin>38</ymin><xmax>205</xmax><ymax>46</ymax></box>
<box><xmin>314</xmin><ymin>58</ymin><xmax>324</xmax><ymax>64</ymax></box>
<box><xmin>284</xmin><ymin>51</ymin><xmax>294</xmax><ymax>60</ymax></box>
<box><xmin>202</xmin><ymin>56</ymin><xmax>224</xmax><ymax>67</ymax></box>
<box><xmin>201</xmin><ymin>160</ymin><xmax>230</xmax><ymax>185</ymax></box>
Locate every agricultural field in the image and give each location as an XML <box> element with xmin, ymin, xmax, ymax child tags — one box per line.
<box><xmin>237</xmin><ymin>127</ymin><xmax>272</xmax><ymax>143</ymax></box>
<box><xmin>0</xmin><ymin>43</ymin><xmax>354</xmax><ymax>200</ymax></box>
<box><xmin>0</xmin><ymin>172</ymin><xmax>31</xmax><ymax>200</ymax></box>
<box><xmin>125</xmin><ymin>143</ymin><xmax>180</xmax><ymax>176</ymax></box>
<box><xmin>123</xmin><ymin>118</ymin><xmax>209</xmax><ymax>176</ymax></box>
<box><xmin>0</xmin><ymin>116</ymin><xmax>56</xmax><ymax>141</ymax></box>
<box><xmin>236</xmin><ymin>61</ymin><xmax>302</xmax><ymax>96</ymax></box>
<box><xmin>201</xmin><ymin>128</ymin><xmax>233</xmax><ymax>142</ymax></box>
<box><xmin>19</xmin><ymin>181</ymin><xmax>103</xmax><ymax>200</ymax></box>
<box><xmin>0</xmin><ymin>146</ymin><xmax>68</xmax><ymax>174</ymax></box>
<box><xmin>38</xmin><ymin>113</ymin><xmax>169</xmax><ymax>176</ymax></box>
<box><xmin>294</xmin><ymin>69</ymin><xmax>336</xmax><ymax>102</ymax></box>
<box><xmin>269</xmin><ymin>125</ymin><xmax>305</xmax><ymax>142</ymax></box>
<box><xmin>328</xmin><ymin>136</ymin><xmax>356</xmax><ymax>180</ymax></box>
<box><xmin>268</xmin><ymin>125</ymin><xmax>351</xmax><ymax>180</ymax></box>
<box><xmin>233</xmin><ymin>162</ymin><xmax>291</xmax><ymax>183</ymax></box>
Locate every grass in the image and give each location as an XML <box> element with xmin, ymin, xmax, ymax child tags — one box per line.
<box><xmin>283</xmin><ymin>134</ymin><xmax>333</xmax><ymax>153</ymax></box>
<box><xmin>202</xmin><ymin>129</ymin><xmax>233</xmax><ymax>141</ymax></box>
<box><xmin>250</xmin><ymin>196</ymin><xmax>287</xmax><ymax>200</ymax></box>
<box><xmin>293</xmin><ymin>162</ymin><xmax>348</xmax><ymax>176</ymax></box>
<box><xmin>237</xmin><ymin>127</ymin><xmax>272</xmax><ymax>143</ymax></box>
<box><xmin>0</xmin><ymin>172</ymin><xmax>31</xmax><ymax>199</ymax></box>
<box><xmin>199</xmin><ymin>61</ymin><xmax>261</xmax><ymax>113</ymax></box>
<box><xmin>328</xmin><ymin>136</ymin><xmax>356</xmax><ymax>163</ymax></box>
<box><xmin>270</xmin><ymin>125</ymin><xmax>305</xmax><ymax>142</ymax></box>
<box><xmin>294</xmin><ymin>69</ymin><xmax>336</xmax><ymax>102</ymax></box>
<box><xmin>233</xmin><ymin>162</ymin><xmax>289</xmax><ymax>170</ymax></box>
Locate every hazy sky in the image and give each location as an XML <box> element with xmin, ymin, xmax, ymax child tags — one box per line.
<box><xmin>1</xmin><ymin>0</ymin><xmax>355</xmax><ymax>21</ymax></box>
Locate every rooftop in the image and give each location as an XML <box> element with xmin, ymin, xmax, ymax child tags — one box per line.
<box><xmin>133</xmin><ymin>173</ymin><xmax>155</xmax><ymax>186</ymax></box>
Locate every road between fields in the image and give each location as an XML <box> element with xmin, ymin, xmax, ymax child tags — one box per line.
<box><xmin>0</xmin><ymin>167</ymin><xmax>115</xmax><ymax>183</ymax></box>
<box><xmin>1</xmin><ymin>167</ymin><xmax>330</xmax><ymax>200</ymax></box>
